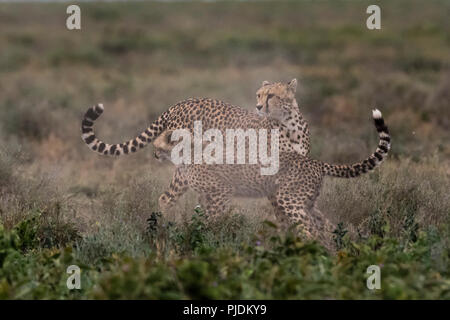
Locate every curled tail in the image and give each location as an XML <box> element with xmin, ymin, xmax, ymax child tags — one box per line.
<box><xmin>81</xmin><ymin>104</ymin><xmax>166</xmax><ymax>156</ymax></box>
<box><xmin>323</xmin><ymin>109</ymin><xmax>391</xmax><ymax>178</ymax></box>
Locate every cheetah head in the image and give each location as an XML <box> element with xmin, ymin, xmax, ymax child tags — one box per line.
<box><xmin>153</xmin><ymin>130</ymin><xmax>205</xmax><ymax>164</ymax></box>
<box><xmin>255</xmin><ymin>78</ymin><xmax>299</xmax><ymax>122</ymax></box>
<box><xmin>153</xmin><ymin>130</ymin><xmax>176</xmax><ymax>162</ymax></box>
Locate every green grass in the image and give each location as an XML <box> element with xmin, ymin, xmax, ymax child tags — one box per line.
<box><xmin>1</xmin><ymin>147</ymin><xmax>449</xmax><ymax>299</ymax></box>
<box><xmin>1</xmin><ymin>209</ymin><xmax>449</xmax><ymax>299</ymax></box>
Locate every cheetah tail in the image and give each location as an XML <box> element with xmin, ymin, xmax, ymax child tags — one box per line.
<box><xmin>322</xmin><ymin>109</ymin><xmax>391</xmax><ymax>178</ymax></box>
<box><xmin>81</xmin><ymin>103</ymin><xmax>166</xmax><ymax>156</ymax></box>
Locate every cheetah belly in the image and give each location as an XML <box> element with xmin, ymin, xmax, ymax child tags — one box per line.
<box><xmin>213</xmin><ymin>164</ymin><xmax>278</xmax><ymax>198</ymax></box>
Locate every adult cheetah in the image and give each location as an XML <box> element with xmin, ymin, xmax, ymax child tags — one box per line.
<box><xmin>81</xmin><ymin>79</ymin><xmax>309</xmax><ymax>157</ymax></box>
<box><xmin>82</xmin><ymin>79</ymin><xmax>311</xmax><ymax>208</ymax></box>
<box><xmin>153</xmin><ymin>109</ymin><xmax>391</xmax><ymax>248</ymax></box>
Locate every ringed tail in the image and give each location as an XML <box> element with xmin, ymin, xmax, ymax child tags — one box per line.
<box><xmin>323</xmin><ymin>109</ymin><xmax>391</xmax><ymax>178</ymax></box>
<box><xmin>81</xmin><ymin>103</ymin><xmax>166</xmax><ymax>156</ymax></box>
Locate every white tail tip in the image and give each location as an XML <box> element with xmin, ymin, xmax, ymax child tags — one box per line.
<box><xmin>97</xmin><ymin>103</ymin><xmax>104</xmax><ymax>111</ymax></box>
<box><xmin>372</xmin><ymin>109</ymin><xmax>382</xmax><ymax>119</ymax></box>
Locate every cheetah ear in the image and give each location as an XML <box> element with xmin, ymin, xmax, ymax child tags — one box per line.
<box><xmin>262</xmin><ymin>80</ymin><xmax>270</xmax><ymax>86</ymax></box>
<box><xmin>288</xmin><ymin>78</ymin><xmax>297</xmax><ymax>92</ymax></box>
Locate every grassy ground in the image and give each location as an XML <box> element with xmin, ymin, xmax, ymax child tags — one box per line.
<box><xmin>0</xmin><ymin>1</ymin><xmax>449</xmax><ymax>299</ymax></box>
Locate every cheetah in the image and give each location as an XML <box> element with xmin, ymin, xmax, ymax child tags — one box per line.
<box><xmin>82</xmin><ymin>79</ymin><xmax>310</xmax><ymax>206</ymax></box>
<box><xmin>82</xmin><ymin>79</ymin><xmax>309</xmax><ymax>157</ymax></box>
<box><xmin>152</xmin><ymin>109</ymin><xmax>390</xmax><ymax>248</ymax></box>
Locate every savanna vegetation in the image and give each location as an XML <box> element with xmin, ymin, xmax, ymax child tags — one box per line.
<box><xmin>0</xmin><ymin>1</ymin><xmax>449</xmax><ymax>299</ymax></box>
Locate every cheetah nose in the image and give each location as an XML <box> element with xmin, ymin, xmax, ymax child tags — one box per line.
<box><xmin>256</xmin><ymin>105</ymin><xmax>263</xmax><ymax>111</ymax></box>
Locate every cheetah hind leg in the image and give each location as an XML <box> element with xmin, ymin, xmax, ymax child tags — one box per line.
<box><xmin>158</xmin><ymin>168</ymin><xmax>189</xmax><ymax>213</ymax></box>
<box><xmin>269</xmin><ymin>191</ymin><xmax>335</xmax><ymax>251</ymax></box>
<box><xmin>197</xmin><ymin>189</ymin><xmax>232</xmax><ymax>220</ymax></box>
<box><xmin>275</xmin><ymin>204</ymin><xmax>335</xmax><ymax>251</ymax></box>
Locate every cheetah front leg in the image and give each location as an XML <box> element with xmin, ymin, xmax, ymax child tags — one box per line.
<box><xmin>158</xmin><ymin>168</ymin><xmax>189</xmax><ymax>213</ymax></box>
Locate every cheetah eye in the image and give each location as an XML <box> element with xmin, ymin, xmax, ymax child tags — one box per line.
<box><xmin>257</xmin><ymin>94</ymin><xmax>260</xmax><ymax>98</ymax></box>
<box><xmin>268</xmin><ymin>94</ymin><xmax>275</xmax><ymax>99</ymax></box>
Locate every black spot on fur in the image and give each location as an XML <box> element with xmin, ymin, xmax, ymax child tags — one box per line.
<box><xmin>82</xmin><ymin>119</ymin><xmax>93</xmax><ymax>127</ymax></box>
<box><xmin>379</xmin><ymin>145</ymin><xmax>388</xmax><ymax>153</ymax></box>
<box><xmin>85</xmin><ymin>108</ymin><xmax>100</xmax><ymax>121</ymax></box>
<box><xmin>374</xmin><ymin>152</ymin><xmax>383</xmax><ymax>161</ymax></box>
<box><xmin>94</xmin><ymin>105</ymin><xmax>104</xmax><ymax>114</ymax></box>
<box><xmin>84</xmin><ymin>135</ymin><xmax>95</xmax><ymax>144</ymax></box>
<box><xmin>374</xmin><ymin>117</ymin><xmax>385</xmax><ymax>127</ymax></box>
<box><xmin>98</xmin><ymin>143</ymin><xmax>106</xmax><ymax>153</ymax></box>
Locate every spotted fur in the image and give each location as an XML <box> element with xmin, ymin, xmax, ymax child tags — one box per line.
<box><xmin>154</xmin><ymin>110</ymin><xmax>390</xmax><ymax>250</ymax></box>
<box><xmin>81</xmin><ymin>79</ymin><xmax>310</xmax><ymax>158</ymax></box>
